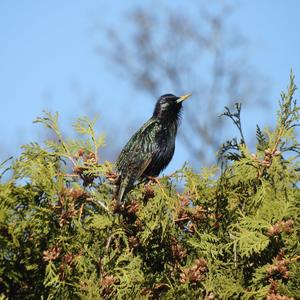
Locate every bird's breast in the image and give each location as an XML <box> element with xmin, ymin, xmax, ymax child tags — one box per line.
<box><xmin>144</xmin><ymin>123</ymin><xmax>177</xmax><ymax>177</ymax></box>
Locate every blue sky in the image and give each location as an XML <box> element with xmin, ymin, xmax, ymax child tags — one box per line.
<box><xmin>0</xmin><ymin>1</ymin><xmax>300</xmax><ymax>172</ymax></box>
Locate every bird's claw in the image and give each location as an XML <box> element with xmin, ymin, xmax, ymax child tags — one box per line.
<box><xmin>146</xmin><ymin>176</ymin><xmax>160</xmax><ymax>184</ymax></box>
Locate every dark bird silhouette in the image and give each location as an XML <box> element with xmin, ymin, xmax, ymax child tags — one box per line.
<box><xmin>115</xmin><ymin>93</ymin><xmax>192</xmax><ymax>202</ymax></box>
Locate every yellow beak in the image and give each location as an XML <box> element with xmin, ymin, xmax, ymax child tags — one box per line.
<box><xmin>177</xmin><ymin>93</ymin><xmax>192</xmax><ymax>103</ymax></box>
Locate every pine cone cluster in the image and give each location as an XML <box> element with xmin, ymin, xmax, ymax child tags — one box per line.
<box><xmin>43</xmin><ymin>246</ymin><xmax>61</xmax><ymax>262</ymax></box>
<box><xmin>73</xmin><ymin>149</ymin><xmax>98</xmax><ymax>186</ymax></box>
<box><xmin>267</xmin><ymin>252</ymin><xmax>289</xmax><ymax>280</ymax></box>
<box><xmin>101</xmin><ymin>274</ymin><xmax>118</xmax><ymax>298</ymax></box>
<box><xmin>267</xmin><ymin>279</ymin><xmax>294</xmax><ymax>300</ymax></box>
<box><xmin>180</xmin><ymin>258</ymin><xmax>208</xmax><ymax>283</ymax></box>
<box><xmin>170</xmin><ymin>238</ymin><xmax>187</xmax><ymax>262</ymax></box>
<box><xmin>267</xmin><ymin>219</ymin><xmax>294</xmax><ymax>237</ymax></box>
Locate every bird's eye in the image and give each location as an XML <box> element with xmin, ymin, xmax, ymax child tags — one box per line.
<box><xmin>161</xmin><ymin>102</ymin><xmax>169</xmax><ymax>109</ymax></box>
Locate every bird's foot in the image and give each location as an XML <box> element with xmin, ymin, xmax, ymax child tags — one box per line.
<box><xmin>146</xmin><ymin>176</ymin><xmax>160</xmax><ymax>184</ymax></box>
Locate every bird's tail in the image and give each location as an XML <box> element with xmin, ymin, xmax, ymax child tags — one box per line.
<box><xmin>117</xmin><ymin>184</ymin><xmax>126</xmax><ymax>203</ymax></box>
<box><xmin>115</xmin><ymin>175</ymin><xmax>130</xmax><ymax>203</ymax></box>
<box><xmin>115</xmin><ymin>175</ymin><xmax>135</xmax><ymax>203</ymax></box>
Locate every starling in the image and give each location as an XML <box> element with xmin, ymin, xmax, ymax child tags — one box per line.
<box><xmin>115</xmin><ymin>93</ymin><xmax>192</xmax><ymax>202</ymax></box>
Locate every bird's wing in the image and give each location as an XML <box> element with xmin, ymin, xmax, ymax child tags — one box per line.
<box><xmin>115</xmin><ymin>118</ymin><xmax>160</xmax><ymax>202</ymax></box>
<box><xmin>116</xmin><ymin>118</ymin><xmax>160</xmax><ymax>174</ymax></box>
<box><xmin>117</xmin><ymin>155</ymin><xmax>152</xmax><ymax>203</ymax></box>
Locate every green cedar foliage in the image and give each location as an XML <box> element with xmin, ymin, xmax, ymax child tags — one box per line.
<box><xmin>1</xmin><ymin>73</ymin><xmax>300</xmax><ymax>299</ymax></box>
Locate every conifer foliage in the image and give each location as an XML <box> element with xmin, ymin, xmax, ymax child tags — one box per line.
<box><xmin>0</xmin><ymin>74</ymin><xmax>300</xmax><ymax>299</ymax></box>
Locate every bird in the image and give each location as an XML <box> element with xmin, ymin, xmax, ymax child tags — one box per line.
<box><xmin>115</xmin><ymin>93</ymin><xmax>192</xmax><ymax>203</ymax></box>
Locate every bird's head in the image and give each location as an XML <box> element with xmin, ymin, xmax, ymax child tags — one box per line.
<box><xmin>153</xmin><ymin>93</ymin><xmax>192</xmax><ymax>122</ymax></box>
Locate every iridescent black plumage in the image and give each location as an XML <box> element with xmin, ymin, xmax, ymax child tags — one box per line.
<box><xmin>115</xmin><ymin>93</ymin><xmax>191</xmax><ymax>202</ymax></box>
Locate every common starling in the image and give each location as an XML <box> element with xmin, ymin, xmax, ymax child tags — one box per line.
<box><xmin>115</xmin><ymin>93</ymin><xmax>192</xmax><ymax>202</ymax></box>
